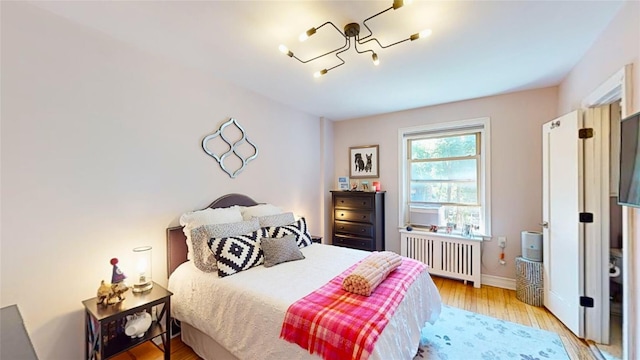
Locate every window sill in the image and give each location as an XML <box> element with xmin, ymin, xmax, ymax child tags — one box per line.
<box><xmin>398</xmin><ymin>227</ymin><xmax>486</xmax><ymax>242</ymax></box>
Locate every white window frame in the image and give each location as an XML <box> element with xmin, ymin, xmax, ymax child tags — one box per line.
<box><xmin>398</xmin><ymin>117</ymin><xmax>492</xmax><ymax>237</ymax></box>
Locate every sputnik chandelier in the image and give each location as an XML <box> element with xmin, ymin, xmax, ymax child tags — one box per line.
<box><xmin>278</xmin><ymin>0</ymin><xmax>432</xmax><ymax>78</ymax></box>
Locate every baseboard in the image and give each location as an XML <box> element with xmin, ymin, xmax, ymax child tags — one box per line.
<box><xmin>481</xmin><ymin>274</ymin><xmax>516</xmax><ymax>290</ymax></box>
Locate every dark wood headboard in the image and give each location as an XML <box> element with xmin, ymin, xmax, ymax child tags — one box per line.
<box><xmin>166</xmin><ymin>193</ymin><xmax>259</xmax><ymax>277</ymax></box>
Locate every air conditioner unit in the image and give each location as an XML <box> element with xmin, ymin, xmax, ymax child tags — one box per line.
<box><xmin>409</xmin><ymin>206</ymin><xmax>443</xmax><ymax>227</ymax></box>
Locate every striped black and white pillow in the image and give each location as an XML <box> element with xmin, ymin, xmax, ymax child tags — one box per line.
<box><xmin>265</xmin><ymin>217</ymin><xmax>313</xmax><ymax>248</ymax></box>
<box><xmin>208</xmin><ymin>229</ymin><xmax>265</xmax><ymax>277</ymax></box>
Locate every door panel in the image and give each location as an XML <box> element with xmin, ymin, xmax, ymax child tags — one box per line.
<box><xmin>542</xmin><ymin>110</ymin><xmax>584</xmax><ymax>337</ymax></box>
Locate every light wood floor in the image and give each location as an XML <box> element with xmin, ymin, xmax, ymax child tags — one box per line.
<box><xmin>114</xmin><ymin>276</ymin><xmax>596</xmax><ymax>360</ymax></box>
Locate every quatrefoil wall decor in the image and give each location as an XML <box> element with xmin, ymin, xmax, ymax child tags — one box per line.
<box><xmin>202</xmin><ymin>118</ymin><xmax>258</xmax><ymax>178</ymax></box>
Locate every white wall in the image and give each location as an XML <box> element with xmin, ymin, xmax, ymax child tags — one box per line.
<box><xmin>0</xmin><ymin>3</ymin><xmax>323</xmax><ymax>359</ymax></box>
<box><xmin>332</xmin><ymin>87</ymin><xmax>558</xmax><ymax>279</ymax></box>
<box><xmin>556</xmin><ymin>1</ymin><xmax>639</xmax><ymax>357</ymax></box>
<box><xmin>557</xmin><ymin>1</ymin><xmax>639</xmax><ymax>115</ymax></box>
<box><xmin>321</xmin><ymin>118</ymin><xmax>335</xmax><ymax>242</ymax></box>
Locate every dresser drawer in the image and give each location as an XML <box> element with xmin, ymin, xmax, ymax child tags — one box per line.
<box><xmin>333</xmin><ymin>235</ymin><xmax>373</xmax><ymax>251</ymax></box>
<box><xmin>333</xmin><ymin>195</ymin><xmax>373</xmax><ymax>210</ymax></box>
<box><xmin>334</xmin><ymin>209</ymin><xmax>373</xmax><ymax>223</ymax></box>
<box><xmin>334</xmin><ymin>220</ymin><xmax>373</xmax><ymax>238</ymax></box>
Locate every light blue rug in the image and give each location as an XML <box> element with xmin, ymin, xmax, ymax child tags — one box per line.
<box><xmin>416</xmin><ymin>305</ymin><xmax>570</xmax><ymax>360</ymax></box>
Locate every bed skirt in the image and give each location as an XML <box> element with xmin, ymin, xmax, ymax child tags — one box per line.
<box><xmin>182</xmin><ymin>322</ymin><xmax>239</xmax><ymax>360</ymax></box>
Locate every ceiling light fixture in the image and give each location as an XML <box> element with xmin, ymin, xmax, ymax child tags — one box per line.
<box><xmin>279</xmin><ymin>0</ymin><xmax>431</xmax><ymax>77</ymax></box>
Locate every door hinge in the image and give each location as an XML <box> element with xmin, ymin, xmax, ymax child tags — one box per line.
<box><xmin>579</xmin><ymin>212</ymin><xmax>594</xmax><ymax>223</ymax></box>
<box><xmin>580</xmin><ymin>296</ymin><xmax>594</xmax><ymax>308</ymax></box>
<box><xmin>578</xmin><ymin>128</ymin><xmax>594</xmax><ymax>139</ymax></box>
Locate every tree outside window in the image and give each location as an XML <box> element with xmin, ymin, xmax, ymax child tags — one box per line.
<box><xmin>408</xmin><ymin>132</ymin><xmax>482</xmax><ymax>233</ymax></box>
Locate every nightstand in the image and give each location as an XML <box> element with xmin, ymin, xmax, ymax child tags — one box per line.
<box><xmin>311</xmin><ymin>235</ymin><xmax>323</xmax><ymax>244</ymax></box>
<box><xmin>82</xmin><ymin>282</ymin><xmax>172</xmax><ymax>360</ymax></box>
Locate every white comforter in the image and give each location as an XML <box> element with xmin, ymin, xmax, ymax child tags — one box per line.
<box><xmin>168</xmin><ymin>244</ymin><xmax>441</xmax><ymax>360</ymax></box>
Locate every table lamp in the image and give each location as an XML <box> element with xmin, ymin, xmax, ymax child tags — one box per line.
<box><xmin>132</xmin><ymin>246</ymin><xmax>153</xmax><ymax>293</ymax></box>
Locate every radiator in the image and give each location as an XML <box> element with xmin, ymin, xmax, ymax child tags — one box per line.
<box><xmin>400</xmin><ymin>230</ymin><xmax>482</xmax><ymax>288</ymax></box>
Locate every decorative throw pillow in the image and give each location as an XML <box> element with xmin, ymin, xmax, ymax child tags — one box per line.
<box><xmin>241</xmin><ymin>203</ymin><xmax>283</xmax><ymax>221</ymax></box>
<box><xmin>257</xmin><ymin>212</ymin><xmax>295</xmax><ymax>227</ymax></box>
<box><xmin>190</xmin><ymin>218</ymin><xmax>260</xmax><ymax>272</ymax></box>
<box><xmin>208</xmin><ymin>229</ymin><xmax>266</xmax><ymax>277</ymax></box>
<box><xmin>261</xmin><ymin>235</ymin><xmax>305</xmax><ymax>268</ymax></box>
<box><xmin>266</xmin><ymin>217</ymin><xmax>313</xmax><ymax>248</ymax></box>
<box><xmin>179</xmin><ymin>206</ymin><xmax>243</xmax><ymax>260</ymax></box>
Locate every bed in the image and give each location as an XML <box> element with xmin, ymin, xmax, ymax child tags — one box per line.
<box><xmin>166</xmin><ymin>193</ymin><xmax>441</xmax><ymax>360</ymax></box>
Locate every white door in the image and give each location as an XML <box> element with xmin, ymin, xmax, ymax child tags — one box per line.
<box><xmin>542</xmin><ymin>111</ymin><xmax>584</xmax><ymax>337</ymax></box>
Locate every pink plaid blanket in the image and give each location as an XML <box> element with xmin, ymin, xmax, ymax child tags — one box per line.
<box><xmin>280</xmin><ymin>254</ymin><xmax>427</xmax><ymax>360</ymax></box>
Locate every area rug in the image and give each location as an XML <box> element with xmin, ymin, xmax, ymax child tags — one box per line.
<box><xmin>416</xmin><ymin>305</ymin><xmax>570</xmax><ymax>360</ymax></box>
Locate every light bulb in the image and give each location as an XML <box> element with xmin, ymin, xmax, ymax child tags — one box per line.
<box><xmin>393</xmin><ymin>0</ymin><xmax>413</xmax><ymax>9</ymax></box>
<box><xmin>313</xmin><ymin>69</ymin><xmax>328</xmax><ymax>78</ymax></box>
<box><xmin>136</xmin><ymin>258</ymin><xmax>147</xmax><ymax>275</ymax></box>
<box><xmin>419</xmin><ymin>29</ymin><xmax>433</xmax><ymax>38</ymax></box>
<box><xmin>410</xmin><ymin>29</ymin><xmax>432</xmax><ymax>41</ymax></box>
<box><xmin>278</xmin><ymin>44</ymin><xmax>294</xmax><ymax>57</ymax></box>
<box><xmin>299</xmin><ymin>27</ymin><xmax>317</xmax><ymax>42</ymax></box>
<box><xmin>372</xmin><ymin>53</ymin><xmax>380</xmax><ymax>66</ymax></box>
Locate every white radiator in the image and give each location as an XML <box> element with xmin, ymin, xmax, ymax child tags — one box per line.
<box><xmin>400</xmin><ymin>230</ymin><xmax>482</xmax><ymax>288</ymax></box>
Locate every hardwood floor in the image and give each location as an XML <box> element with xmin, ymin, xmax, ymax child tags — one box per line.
<box><xmin>114</xmin><ymin>276</ymin><xmax>596</xmax><ymax>360</ymax></box>
<box><xmin>430</xmin><ymin>276</ymin><xmax>596</xmax><ymax>360</ymax></box>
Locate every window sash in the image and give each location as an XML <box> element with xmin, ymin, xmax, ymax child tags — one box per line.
<box><xmin>408</xmin><ymin>132</ymin><xmax>481</xmax><ymax>207</ymax></box>
<box><xmin>409</xmin><ymin>133</ymin><xmax>480</xmax><ymax>160</ymax></box>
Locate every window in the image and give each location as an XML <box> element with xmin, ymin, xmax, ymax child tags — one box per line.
<box><xmin>399</xmin><ymin>118</ymin><xmax>491</xmax><ymax>237</ymax></box>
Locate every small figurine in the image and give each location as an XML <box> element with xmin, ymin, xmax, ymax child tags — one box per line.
<box><xmin>96</xmin><ymin>258</ymin><xmax>129</xmax><ymax>306</ymax></box>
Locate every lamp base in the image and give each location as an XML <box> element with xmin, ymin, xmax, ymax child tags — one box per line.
<box><xmin>132</xmin><ymin>281</ymin><xmax>153</xmax><ymax>293</ymax></box>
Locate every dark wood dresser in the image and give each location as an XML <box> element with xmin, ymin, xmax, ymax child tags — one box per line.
<box><xmin>330</xmin><ymin>190</ymin><xmax>385</xmax><ymax>251</ymax></box>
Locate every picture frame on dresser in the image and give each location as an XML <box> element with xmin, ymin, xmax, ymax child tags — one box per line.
<box><xmin>349</xmin><ymin>145</ymin><xmax>379</xmax><ymax>179</ymax></box>
<box><xmin>337</xmin><ymin>176</ymin><xmax>350</xmax><ymax>190</ymax></box>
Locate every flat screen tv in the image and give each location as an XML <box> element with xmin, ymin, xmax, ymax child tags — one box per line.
<box><xmin>618</xmin><ymin>110</ymin><xmax>640</xmax><ymax>207</ymax></box>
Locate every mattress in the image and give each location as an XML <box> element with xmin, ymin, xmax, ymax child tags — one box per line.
<box><xmin>168</xmin><ymin>244</ymin><xmax>441</xmax><ymax>360</ymax></box>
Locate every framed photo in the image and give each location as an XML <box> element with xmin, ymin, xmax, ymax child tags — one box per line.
<box><xmin>349</xmin><ymin>145</ymin><xmax>379</xmax><ymax>179</ymax></box>
<box><xmin>337</xmin><ymin>176</ymin><xmax>350</xmax><ymax>190</ymax></box>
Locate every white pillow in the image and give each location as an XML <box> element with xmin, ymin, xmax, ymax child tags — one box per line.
<box><xmin>179</xmin><ymin>206</ymin><xmax>243</xmax><ymax>260</ymax></box>
<box><xmin>240</xmin><ymin>204</ymin><xmax>283</xmax><ymax>220</ymax></box>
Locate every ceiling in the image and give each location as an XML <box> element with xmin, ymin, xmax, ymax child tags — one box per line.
<box><xmin>30</xmin><ymin>1</ymin><xmax>624</xmax><ymax>121</ymax></box>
